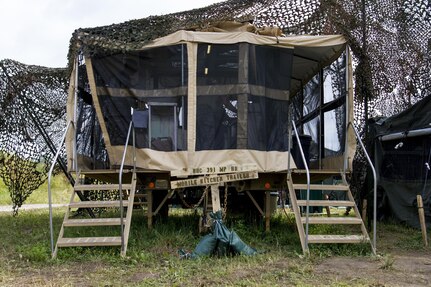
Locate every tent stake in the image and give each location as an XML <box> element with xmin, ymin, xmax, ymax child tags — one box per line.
<box><xmin>417</xmin><ymin>195</ymin><xmax>428</xmax><ymax>247</ymax></box>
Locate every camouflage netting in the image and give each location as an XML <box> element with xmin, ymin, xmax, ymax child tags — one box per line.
<box><xmin>67</xmin><ymin>0</ymin><xmax>430</xmax><ymax>123</ymax></box>
<box><xmin>1</xmin><ymin>0</ymin><xmax>430</xmax><ymax>213</ymax></box>
<box><xmin>0</xmin><ymin>59</ymin><xmax>68</xmax><ymax>215</ymax></box>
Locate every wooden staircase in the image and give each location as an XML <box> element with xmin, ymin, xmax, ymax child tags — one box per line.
<box><xmin>287</xmin><ymin>169</ymin><xmax>372</xmax><ymax>253</ymax></box>
<box><xmin>53</xmin><ymin>171</ymin><xmax>137</xmax><ymax>258</ymax></box>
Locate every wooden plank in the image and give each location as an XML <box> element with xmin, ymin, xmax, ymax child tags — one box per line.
<box><xmin>292</xmin><ymin>184</ymin><xmax>348</xmax><ymax>191</ymax></box>
<box><xmin>341</xmin><ymin>173</ymin><xmax>372</xmax><ymax>251</ymax></box>
<box><xmin>287</xmin><ymin>179</ymin><xmax>307</xmax><ymax>252</ymax></box>
<box><xmin>122</xmin><ymin>172</ymin><xmax>137</xmax><ymax>257</ymax></box>
<box><xmin>74</xmin><ymin>184</ymin><xmax>132</xmax><ymax>191</ymax></box>
<box><xmin>204</xmin><ymin>191</ymin><xmax>211</xmax><ymax>214</ymax></box>
<box><xmin>63</xmin><ymin>218</ymin><xmax>125</xmax><ymax>227</ymax></box>
<box><xmin>133</xmin><ymin>202</ymin><xmax>148</xmax><ymax>206</ymax></box>
<box><xmin>171</xmin><ymin>170</ymin><xmax>258</xmax><ymax>189</ymax></box>
<box><xmin>265</xmin><ymin>190</ymin><xmax>270</xmax><ymax>232</ymax></box>
<box><xmin>69</xmin><ymin>200</ymin><xmax>129</xmax><ymax>208</ymax></box>
<box><xmin>133</xmin><ymin>192</ymin><xmax>147</xmax><ymax>206</ymax></box>
<box><xmin>171</xmin><ymin>164</ymin><xmax>257</xmax><ymax>177</ymax></box>
<box><xmin>211</xmin><ymin>185</ymin><xmax>221</xmax><ymax>212</ymax></box>
<box><xmin>292</xmin><ymin>169</ymin><xmax>343</xmax><ymax>175</ymax></box>
<box><xmin>245</xmin><ymin>191</ymin><xmax>264</xmax><ymax>216</ymax></box>
<box><xmin>324</xmin><ymin>194</ymin><xmax>331</xmax><ymax>217</ymax></box>
<box><xmin>308</xmin><ymin>235</ymin><xmax>367</xmax><ymax>244</ymax></box>
<box><xmin>286</xmin><ymin>171</ymin><xmax>373</xmax><ymax>254</ymax></box>
<box><xmin>417</xmin><ymin>195</ymin><xmax>429</xmax><ymax>247</ymax></box>
<box><xmin>301</xmin><ymin>217</ymin><xmax>362</xmax><ymax>224</ymax></box>
<box><xmin>296</xmin><ymin>200</ymin><xmax>355</xmax><ymax>207</ymax></box>
<box><xmin>153</xmin><ymin>190</ymin><xmax>174</xmax><ymax>216</ymax></box>
<box><xmin>147</xmin><ymin>191</ymin><xmax>153</xmax><ymax>230</ymax></box>
<box><xmin>53</xmin><ymin>189</ymin><xmax>77</xmax><ymax>258</ymax></box>
<box><xmin>57</xmin><ymin>237</ymin><xmax>122</xmax><ymax>247</ymax></box>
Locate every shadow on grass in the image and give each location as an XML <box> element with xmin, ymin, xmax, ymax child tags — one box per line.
<box><xmin>1</xmin><ymin>208</ymin><xmax>302</xmax><ymax>264</ymax></box>
<box><xmin>1</xmin><ymin>209</ymin><xmax>429</xmax><ymax>287</ymax></box>
<box><xmin>3</xmin><ymin>207</ymin><xmax>424</xmax><ymax>266</ymax></box>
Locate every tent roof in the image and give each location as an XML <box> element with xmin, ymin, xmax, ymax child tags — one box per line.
<box><xmin>372</xmin><ymin>95</ymin><xmax>431</xmax><ymax>139</ymax></box>
<box><xmin>140</xmin><ymin>28</ymin><xmax>347</xmax><ymax>97</ymax></box>
<box><xmin>74</xmin><ymin>19</ymin><xmax>347</xmax><ymax>98</ymax></box>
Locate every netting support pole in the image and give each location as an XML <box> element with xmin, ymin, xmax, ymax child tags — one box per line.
<box><xmin>73</xmin><ymin>56</ymin><xmax>79</xmax><ymax>173</ymax></box>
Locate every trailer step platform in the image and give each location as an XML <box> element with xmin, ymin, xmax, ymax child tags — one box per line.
<box><xmin>287</xmin><ymin>170</ymin><xmax>371</xmax><ymax>253</ymax></box>
<box><xmin>53</xmin><ymin>171</ymin><xmax>137</xmax><ymax>258</ymax></box>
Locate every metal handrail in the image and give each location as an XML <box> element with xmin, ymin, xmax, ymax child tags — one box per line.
<box><xmin>291</xmin><ymin>120</ymin><xmax>311</xmax><ymax>251</ymax></box>
<box><xmin>48</xmin><ymin>120</ymin><xmax>73</xmax><ymax>255</ymax></box>
<box><xmin>343</xmin><ymin>45</ymin><xmax>350</xmax><ymax>175</ymax></box>
<box><xmin>119</xmin><ymin>120</ymin><xmax>135</xmax><ymax>252</ymax></box>
<box><xmin>350</xmin><ymin>122</ymin><xmax>377</xmax><ymax>254</ymax></box>
<box><xmin>73</xmin><ymin>57</ymin><xmax>79</xmax><ymax>173</ymax></box>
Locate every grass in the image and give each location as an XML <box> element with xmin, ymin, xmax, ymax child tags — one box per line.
<box><xmin>0</xmin><ymin>178</ymin><xmax>9</xmax><ymax>204</ymax></box>
<box><xmin>0</xmin><ymin>174</ymin><xmax>71</xmax><ymax>205</ymax></box>
<box><xmin>0</xmin><ymin>209</ymin><xmax>338</xmax><ymax>286</ymax></box>
<box><xmin>379</xmin><ymin>254</ymin><xmax>395</xmax><ymax>270</ymax></box>
<box><xmin>1</xmin><ymin>205</ymin><xmax>428</xmax><ymax>286</ymax></box>
<box><xmin>0</xmin><ymin>183</ymin><xmax>428</xmax><ymax>284</ymax></box>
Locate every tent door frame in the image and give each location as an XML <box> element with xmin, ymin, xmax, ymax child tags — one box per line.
<box><xmin>148</xmin><ymin>102</ymin><xmax>178</xmax><ymax>151</ymax></box>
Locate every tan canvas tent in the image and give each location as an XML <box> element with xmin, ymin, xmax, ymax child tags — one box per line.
<box><xmin>66</xmin><ymin>24</ymin><xmax>355</xmax><ymax>176</ymax></box>
<box><xmin>53</xmin><ymin>22</ymin><xmax>368</xmax><ymax>258</ymax></box>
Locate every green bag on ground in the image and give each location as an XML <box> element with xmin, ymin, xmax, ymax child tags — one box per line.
<box><xmin>229</xmin><ymin>230</ymin><xmax>257</xmax><ymax>255</ymax></box>
<box><xmin>191</xmin><ymin>233</ymin><xmax>217</xmax><ymax>257</ymax></box>
<box><xmin>214</xmin><ymin>219</ymin><xmax>231</xmax><ymax>256</ymax></box>
<box><xmin>180</xmin><ymin>211</ymin><xmax>257</xmax><ymax>258</ymax></box>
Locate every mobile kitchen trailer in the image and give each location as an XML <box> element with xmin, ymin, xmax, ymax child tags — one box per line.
<box><xmin>51</xmin><ymin>22</ymin><xmax>371</xmax><ymax>257</ymax></box>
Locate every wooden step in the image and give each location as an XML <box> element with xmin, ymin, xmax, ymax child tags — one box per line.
<box><xmin>69</xmin><ymin>200</ymin><xmax>129</xmax><ymax>208</ymax></box>
<box><xmin>133</xmin><ymin>193</ymin><xmax>148</xmax><ymax>206</ymax></box>
<box><xmin>57</xmin><ymin>236</ymin><xmax>122</xmax><ymax>247</ymax></box>
<box><xmin>292</xmin><ymin>184</ymin><xmax>348</xmax><ymax>191</ymax></box>
<box><xmin>307</xmin><ymin>234</ymin><xmax>368</xmax><ymax>244</ymax></box>
<box><xmin>133</xmin><ymin>201</ymin><xmax>148</xmax><ymax>206</ymax></box>
<box><xmin>301</xmin><ymin>217</ymin><xmax>363</xmax><ymax>224</ymax></box>
<box><xmin>292</xmin><ymin>169</ymin><xmax>344</xmax><ymax>175</ymax></box>
<box><xmin>63</xmin><ymin>218</ymin><xmax>125</xmax><ymax>227</ymax></box>
<box><xmin>297</xmin><ymin>200</ymin><xmax>355</xmax><ymax>207</ymax></box>
<box><xmin>74</xmin><ymin>184</ymin><xmax>132</xmax><ymax>191</ymax></box>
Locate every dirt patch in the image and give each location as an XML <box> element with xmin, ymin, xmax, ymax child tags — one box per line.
<box><xmin>314</xmin><ymin>254</ymin><xmax>431</xmax><ymax>286</ymax></box>
<box><xmin>2</xmin><ymin>251</ymin><xmax>431</xmax><ymax>286</ymax></box>
<box><xmin>3</xmin><ymin>262</ymin><xmax>106</xmax><ymax>287</ymax></box>
<box><xmin>124</xmin><ymin>271</ymin><xmax>160</xmax><ymax>284</ymax></box>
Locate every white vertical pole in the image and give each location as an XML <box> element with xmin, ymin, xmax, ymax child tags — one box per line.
<box><xmin>344</xmin><ymin>46</ymin><xmax>350</xmax><ymax>173</ymax></box>
<box><xmin>73</xmin><ymin>56</ymin><xmax>79</xmax><ymax>173</ymax></box>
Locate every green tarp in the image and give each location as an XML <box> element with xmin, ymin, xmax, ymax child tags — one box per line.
<box><xmin>180</xmin><ymin>211</ymin><xmax>257</xmax><ymax>259</ymax></box>
<box><xmin>369</xmin><ymin>95</ymin><xmax>431</xmax><ymax>228</ymax></box>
